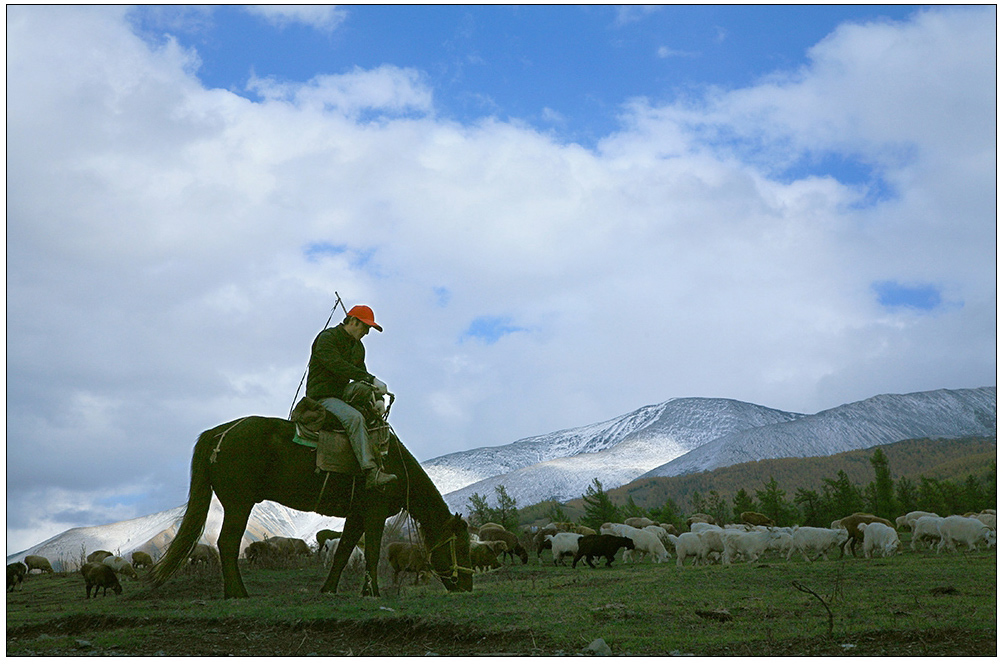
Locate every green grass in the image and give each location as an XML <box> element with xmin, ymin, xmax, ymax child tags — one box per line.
<box><xmin>6</xmin><ymin>542</ymin><xmax>996</xmax><ymax>656</ymax></box>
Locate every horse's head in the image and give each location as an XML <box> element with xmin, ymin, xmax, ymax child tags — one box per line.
<box><xmin>427</xmin><ymin>513</ymin><xmax>474</xmax><ymax>592</ymax></box>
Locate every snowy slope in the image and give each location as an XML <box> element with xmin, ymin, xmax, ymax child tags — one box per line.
<box><xmin>642</xmin><ymin>387</ymin><xmax>996</xmax><ymax>478</ymax></box>
<box><xmin>440</xmin><ymin>397</ymin><xmax>802</xmax><ymax>510</ymax></box>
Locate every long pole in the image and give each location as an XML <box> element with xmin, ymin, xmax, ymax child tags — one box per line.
<box><xmin>288</xmin><ymin>293</ymin><xmax>345</xmax><ymax>418</ymax></box>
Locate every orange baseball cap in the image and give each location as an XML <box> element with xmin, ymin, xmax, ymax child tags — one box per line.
<box><xmin>347</xmin><ymin>305</ymin><xmax>383</xmax><ymax>332</ymax></box>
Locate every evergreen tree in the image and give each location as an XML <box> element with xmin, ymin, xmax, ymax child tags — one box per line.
<box><xmin>545</xmin><ymin>500</ymin><xmax>569</xmax><ymax>524</ymax></box>
<box><xmin>493</xmin><ymin>485</ymin><xmax>519</xmax><ymax>530</ymax></box>
<box><xmin>623</xmin><ymin>495</ymin><xmax>647</xmax><ymax>519</ymax></box>
<box><xmin>917</xmin><ymin>476</ymin><xmax>948</xmax><ymax>515</ymax></box>
<box><xmin>755</xmin><ymin>476</ymin><xmax>796</xmax><ymax>526</ymax></box>
<box><xmin>823</xmin><ymin>470</ymin><xmax>864</xmax><ymax>517</ymax></box>
<box><xmin>894</xmin><ymin>477</ymin><xmax>918</xmax><ymax>514</ymax></box>
<box><xmin>690</xmin><ymin>490</ymin><xmax>707</xmax><ymax>515</ymax></box>
<box><xmin>794</xmin><ymin>487</ymin><xmax>825</xmax><ymax>527</ymax></box>
<box><xmin>581</xmin><ymin>478</ymin><xmax>621</xmax><ymax>531</ymax></box>
<box><xmin>706</xmin><ymin>490</ymin><xmax>729</xmax><ymax>526</ymax></box>
<box><xmin>868</xmin><ymin>448</ymin><xmax>896</xmax><ymax>519</ymax></box>
<box><xmin>466</xmin><ymin>492</ymin><xmax>493</xmax><ymax>527</ymax></box>
<box><xmin>731</xmin><ymin>488</ymin><xmax>757</xmax><ymax>522</ymax></box>
<box><xmin>651</xmin><ymin>496</ymin><xmax>684</xmax><ymax>531</ymax></box>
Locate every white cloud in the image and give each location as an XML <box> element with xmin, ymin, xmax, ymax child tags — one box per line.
<box><xmin>6</xmin><ymin>6</ymin><xmax>995</xmax><ymax>553</ymax></box>
<box><xmin>244</xmin><ymin>5</ymin><xmax>347</xmax><ymax>32</ymax></box>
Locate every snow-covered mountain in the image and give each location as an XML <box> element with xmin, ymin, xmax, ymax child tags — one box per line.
<box><xmin>641</xmin><ymin>387</ymin><xmax>997</xmax><ymax>478</ymax></box>
<box><xmin>8</xmin><ymin>387</ymin><xmax>994</xmax><ymax>568</ymax></box>
<box><xmin>435</xmin><ymin>397</ymin><xmax>802</xmax><ymax>512</ymax></box>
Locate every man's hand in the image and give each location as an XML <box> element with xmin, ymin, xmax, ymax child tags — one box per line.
<box><xmin>371</xmin><ymin>378</ymin><xmax>388</xmax><ymax>395</ymax></box>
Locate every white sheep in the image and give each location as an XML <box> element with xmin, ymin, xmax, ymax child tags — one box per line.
<box><xmin>694</xmin><ymin>526</ymin><xmax>731</xmax><ymax>564</ymax></box>
<box><xmin>323</xmin><ymin>538</ymin><xmax>365</xmax><ymax>571</ymax></box>
<box><xmin>643</xmin><ymin>525</ymin><xmax>674</xmax><ymax>554</ymax></box>
<box><xmin>897</xmin><ymin>510</ymin><xmax>939</xmax><ymax>531</ymax></box>
<box><xmin>788</xmin><ymin>526</ymin><xmax>846</xmax><ymax>562</ymax></box>
<box><xmin>600</xmin><ymin>523</ymin><xmax>670</xmax><ymax>563</ymax></box>
<box><xmin>545</xmin><ymin>532</ymin><xmax>583</xmax><ymax>566</ymax></box>
<box><xmin>722</xmin><ymin>528</ymin><xmax>781</xmax><ymax>565</ymax></box>
<box><xmin>975</xmin><ymin>513</ymin><xmax>996</xmax><ymax>530</ymax></box>
<box><xmin>689</xmin><ymin>522</ymin><xmax>721</xmax><ymax>534</ymax></box>
<box><xmin>937</xmin><ymin>515</ymin><xmax>996</xmax><ymax>553</ymax></box>
<box><xmin>910</xmin><ymin>516</ymin><xmax>945</xmax><ymax>550</ymax></box>
<box><xmin>672</xmin><ymin>532</ymin><xmax>709</xmax><ymax>567</ymax></box>
<box><xmin>766</xmin><ymin>530</ymin><xmax>794</xmax><ymax>558</ymax></box>
<box><xmin>859</xmin><ymin>522</ymin><xmax>901</xmax><ymax>558</ymax></box>
<box><xmin>98</xmin><ymin>555</ymin><xmax>139</xmax><ymax>580</ymax></box>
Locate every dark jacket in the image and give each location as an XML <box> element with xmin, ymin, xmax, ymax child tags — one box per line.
<box><xmin>305</xmin><ymin>324</ymin><xmax>374</xmax><ymax>401</ymax></box>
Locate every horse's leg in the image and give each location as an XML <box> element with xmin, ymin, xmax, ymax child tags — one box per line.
<box><xmin>320</xmin><ymin>512</ymin><xmax>365</xmax><ymax>594</ymax></box>
<box><xmin>362</xmin><ymin>506</ymin><xmax>387</xmax><ymax>598</ymax></box>
<box><xmin>217</xmin><ymin>501</ymin><xmax>254</xmax><ymax>599</ymax></box>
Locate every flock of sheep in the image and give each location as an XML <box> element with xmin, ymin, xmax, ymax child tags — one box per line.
<box><xmin>6</xmin><ymin>508</ymin><xmax>994</xmax><ymax>598</ymax></box>
<box><xmin>525</xmin><ymin>509</ymin><xmax>996</xmax><ymax>570</ymax></box>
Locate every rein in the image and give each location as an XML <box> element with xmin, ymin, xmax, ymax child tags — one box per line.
<box><xmin>426</xmin><ymin>534</ymin><xmax>476</xmax><ymax>582</ymax></box>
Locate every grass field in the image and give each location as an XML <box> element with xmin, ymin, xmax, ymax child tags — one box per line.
<box><xmin>6</xmin><ymin>538</ymin><xmax>996</xmax><ymax>656</ymax></box>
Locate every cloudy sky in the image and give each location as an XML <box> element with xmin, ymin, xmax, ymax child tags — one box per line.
<box><xmin>6</xmin><ymin>5</ymin><xmax>996</xmax><ymax>554</ymax></box>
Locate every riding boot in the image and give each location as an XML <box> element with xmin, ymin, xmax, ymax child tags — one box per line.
<box><xmin>365</xmin><ymin>467</ymin><xmax>397</xmax><ymax>490</ymax></box>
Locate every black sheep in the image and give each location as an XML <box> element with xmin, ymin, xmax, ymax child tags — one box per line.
<box><xmin>7</xmin><ymin>562</ymin><xmax>27</xmax><ymax>591</ymax></box>
<box><xmin>572</xmin><ymin>534</ymin><xmax>635</xmax><ymax>568</ymax></box>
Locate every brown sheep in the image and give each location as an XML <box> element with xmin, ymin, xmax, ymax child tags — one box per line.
<box><xmin>189</xmin><ymin>543</ymin><xmax>220</xmax><ymax>566</ymax></box>
<box><xmin>7</xmin><ymin>562</ymin><xmax>27</xmax><ymax>591</ymax></box>
<box><xmin>687</xmin><ymin>514</ymin><xmax>717</xmax><ymax>528</ymax></box>
<box><xmin>838</xmin><ymin>513</ymin><xmax>894</xmax><ymax>558</ymax></box>
<box><xmin>659</xmin><ymin>523</ymin><xmax>679</xmax><ymax>536</ymax></box>
<box><xmin>86</xmin><ymin>550</ymin><xmax>113</xmax><ymax>564</ymax></box>
<box><xmin>477</xmin><ymin>526</ymin><xmax>529</xmax><ymax>564</ymax></box>
<box><xmin>469</xmin><ymin>541</ymin><xmax>506</xmax><ymax>572</ymax></box>
<box><xmin>624</xmin><ymin>517</ymin><xmax>656</xmax><ymax>529</ymax></box>
<box><xmin>81</xmin><ymin>563</ymin><xmax>122</xmax><ymax>598</ymax></box>
<box><xmin>24</xmin><ymin>555</ymin><xmax>54</xmax><ymax>574</ymax></box>
<box><xmin>386</xmin><ymin>541</ymin><xmax>429</xmax><ymax>585</ymax></box>
<box><xmin>741</xmin><ymin>511</ymin><xmax>776</xmax><ymax>527</ymax></box>
<box><xmin>265</xmin><ymin>536</ymin><xmax>311</xmax><ymax>557</ymax></box>
<box><xmin>100</xmin><ymin>556</ymin><xmax>139</xmax><ymax>580</ymax></box>
<box><xmin>533</xmin><ymin>524</ymin><xmax>559</xmax><ymax>560</ymax></box>
<box><xmin>131</xmin><ymin>551</ymin><xmax>154</xmax><ymax>569</ymax></box>
<box><xmin>245</xmin><ymin>540</ymin><xmax>281</xmax><ymax>564</ymax></box>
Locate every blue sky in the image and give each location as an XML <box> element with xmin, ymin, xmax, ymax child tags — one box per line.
<box><xmin>7</xmin><ymin>5</ymin><xmax>995</xmax><ymax>553</ymax></box>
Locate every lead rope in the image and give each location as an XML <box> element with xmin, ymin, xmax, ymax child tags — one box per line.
<box><xmin>209</xmin><ymin>417</ymin><xmax>249</xmax><ymax>464</ymax></box>
<box><xmin>288</xmin><ymin>293</ymin><xmax>348</xmax><ymax>419</ymax></box>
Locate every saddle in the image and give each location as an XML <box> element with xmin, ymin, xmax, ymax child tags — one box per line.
<box><xmin>290</xmin><ymin>390</ymin><xmax>390</xmax><ymax>475</ymax></box>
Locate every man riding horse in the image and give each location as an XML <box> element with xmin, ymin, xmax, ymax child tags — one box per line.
<box><xmin>306</xmin><ymin>304</ymin><xmax>397</xmax><ymax>490</ymax></box>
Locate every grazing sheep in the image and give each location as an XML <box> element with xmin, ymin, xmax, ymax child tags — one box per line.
<box><xmin>316</xmin><ymin>529</ymin><xmax>340</xmax><ymax>552</ymax></box>
<box><xmin>469</xmin><ymin>541</ymin><xmax>506</xmax><ymax>572</ymax></box>
<box><xmin>131</xmin><ymin>551</ymin><xmax>154</xmax><ymax>569</ymax></box>
<box><xmin>766</xmin><ymin>530</ymin><xmax>795</xmax><ymax>559</ymax></box>
<box><xmin>545</xmin><ymin>532</ymin><xmax>583</xmax><ymax>566</ymax></box>
<box><xmin>601</xmin><ymin>523</ymin><xmax>669</xmax><ymax>563</ymax></box>
<box><xmin>838</xmin><ymin>513</ymin><xmax>894</xmax><ymax>558</ymax></box>
<box><xmin>788</xmin><ymin>527</ymin><xmax>847</xmax><ymax>562</ymax></box>
<box><xmin>673</xmin><ymin>532</ymin><xmax>710</xmax><ymax>567</ymax></box>
<box><xmin>189</xmin><ymin>543</ymin><xmax>220</xmax><ymax>566</ymax></box>
<box><xmin>100</xmin><ymin>556</ymin><xmax>139</xmax><ymax>580</ymax></box>
<box><xmin>740</xmin><ymin>512</ymin><xmax>775</xmax><ymax>527</ymax></box>
<box><xmin>7</xmin><ymin>562</ymin><xmax>27</xmax><ymax>591</ymax></box>
<box><xmin>687</xmin><ymin>513</ymin><xmax>717</xmax><ymax>528</ymax></box>
<box><xmin>533</xmin><ymin>524</ymin><xmax>559</xmax><ymax>561</ymax></box>
<box><xmin>694</xmin><ymin>525</ymin><xmax>729</xmax><ymax>564</ymax></box>
<box><xmin>896</xmin><ymin>510</ymin><xmax>940</xmax><ymax>531</ymax></box>
<box><xmin>659</xmin><ymin>523</ymin><xmax>679</xmax><ymax>536</ymax></box>
<box><xmin>860</xmin><ymin>522</ymin><xmax>901</xmax><ymax>558</ymax></box>
<box><xmin>24</xmin><ymin>555</ymin><xmax>54</xmax><ymax>574</ymax></box>
<box><xmin>572</xmin><ymin>534</ymin><xmax>635</xmax><ymax>569</ymax></box>
<box><xmin>80</xmin><ymin>563</ymin><xmax>122</xmax><ymax>598</ymax></box>
<box><xmin>86</xmin><ymin>550</ymin><xmax>113</xmax><ymax>564</ymax></box>
<box><xmin>643</xmin><ymin>525</ymin><xmax>675</xmax><ymax>554</ymax></box>
<box><xmin>322</xmin><ymin>538</ymin><xmax>365</xmax><ymax>571</ymax></box>
<box><xmin>386</xmin><ymin>541</ymin><xmax>429</xmax><ymax>584</ymax></box>
<box><xmin>722</xmin><ymin>528</ymin><xmax>781</xmax><ymax>565</ymax></box>
<box><xmin>975</xmin><ymin>513</ymin><xmax>996</xmax><ymax>530</ymax></box>
<box><xmin>244</xmin><ymin>540</ymin><xmax>281</xmax><ymax>564</ymax></box>
<box><xmin>477</xmin><ymin>526</ymin><xmax>529</xmax><ymax>564</ymax></box>
<box><xmin>910</xmin><ymin>516</ymin><xmax>946</xmax><ymax>550</ymax></box>
<box><xmin>624</xmin><ymin>517</ymin><xmax>656</xmax><ymax>529</ymax></box>
<box><xmin>264</xmin><ymin>536</ymin><xmax>311</xmax><ymax>558</ymax></box>
<box><xmin>937</xmin><ymin>515</ymin><xmax>996</xmax><ymax>553</ymax></box>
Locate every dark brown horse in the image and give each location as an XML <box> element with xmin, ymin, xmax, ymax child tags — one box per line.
<box><xmin>149</xmin><ymin>416</ymin><xmax>473</xmax><ymax>598</ymax></box>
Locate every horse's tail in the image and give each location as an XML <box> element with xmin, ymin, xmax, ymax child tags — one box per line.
<box><xmin>149</xmin><ymin>427</ymin><xmax>216</xmax><ymax>587</ymax></box>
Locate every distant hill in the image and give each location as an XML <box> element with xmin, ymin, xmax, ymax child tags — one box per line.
<box><xmin>590</xmin><ymin>436</ymin><xmax>996</xmax><ymax>513</ymax></box>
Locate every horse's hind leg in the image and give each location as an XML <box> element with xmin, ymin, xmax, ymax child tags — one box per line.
<box><xmin>218</xmin><ymin>501</ymin><xmax>254</xmax><ymax>598</ymax></box>
<box><xmin>321</xmin><ymin>513</ymin><xmax>365</xmax><ymax>594</ymax></box>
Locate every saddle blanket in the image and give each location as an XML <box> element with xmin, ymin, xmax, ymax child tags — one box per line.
<box><xmin>292</xmin><ymin>428</ymin><xmax>362</xmax><ymax>475</ymax></box>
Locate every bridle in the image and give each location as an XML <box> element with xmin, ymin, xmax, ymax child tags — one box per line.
<box><xmin>426</xmin><ymin>534</ymin><xmax>475</xmax><ymax>583</ymax></box>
